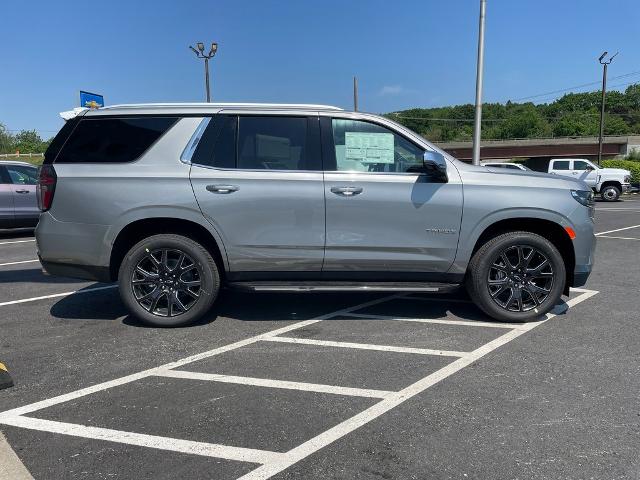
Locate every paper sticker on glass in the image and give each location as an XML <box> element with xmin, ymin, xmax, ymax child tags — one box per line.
<box><xmin>345</xmin><ymin>132</ymin><xmax>394</xmax><ymax>165</ymax></box>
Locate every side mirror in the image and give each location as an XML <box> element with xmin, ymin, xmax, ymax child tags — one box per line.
<box><xmin>423</xmin><ymin>150</ymin><xmax>448</xmax><ymax>181</ymax></box>
<box><xmin>585</xmin><ymin>165</ymin><xmax>595</xmax><ymax>171</ymax></box>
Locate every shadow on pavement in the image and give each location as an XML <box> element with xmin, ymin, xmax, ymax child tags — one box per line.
<box><xmin>46</xmin><ymin>286</ymin><xmax>554</xmax><ymax>328</ymax></box>
<box><xmin>0</xmin><ymin>268</ymin><xmax>87</xmax><ymax>285</ymax></box>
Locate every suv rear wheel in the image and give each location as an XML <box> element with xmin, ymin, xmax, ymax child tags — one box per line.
<box><xmin>466</xmin><ymin>232</ymin><xmax>565</xmax><ymax>322</ymax></box>
<box><xmin>118</xmin><ymin>234</ymin><xmax>220</xmax><ymax>327</ymax></box>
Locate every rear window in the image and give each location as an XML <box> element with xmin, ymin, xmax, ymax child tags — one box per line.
<box><xmin>54</xmin><ymin>117</ymin><xmax>178</xmax><ymax>164</ymax></box>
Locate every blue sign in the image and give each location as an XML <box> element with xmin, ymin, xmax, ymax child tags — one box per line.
<box><xmin>80</xmin><ymin>91</ymin><xmax>104</xmax><ymax>109</ymax></box>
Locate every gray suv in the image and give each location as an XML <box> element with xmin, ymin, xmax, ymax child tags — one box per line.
<box><xmin>35</xmin><ymin>103</ymin><xmax>596</xmax><ymax>326</ymax></box>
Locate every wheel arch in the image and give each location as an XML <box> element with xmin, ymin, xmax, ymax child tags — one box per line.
<box><xmin>470</xmin><ymin>217</ymin><xmax>575</xmax><ymax>295</ymax></box>
<box><xmin>109</xmin><ymin>217</ymin><xmax>229</xmax><ymax>282</ymax></box>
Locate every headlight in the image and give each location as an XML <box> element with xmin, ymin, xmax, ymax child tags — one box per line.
<box><xmin>571</xmin><ymin>189</ymin><xmax>594</xmax><ymax>207</ymax></box>
<box><xmin>624</xmin><ymin>176</ymin><xmax>631</xmax><ymax>184</ymax></box>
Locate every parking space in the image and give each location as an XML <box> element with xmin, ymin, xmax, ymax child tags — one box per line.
<box><xmin>1</xmin><ymin>201</ymin><xmax>639</xmax><ymax>479</ymax></box>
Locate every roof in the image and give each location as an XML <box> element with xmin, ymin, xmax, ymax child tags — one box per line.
<box><xmin>0</xmin><ymin>160</ymin><xmax>37</xmax><ymax>167</ymax></box>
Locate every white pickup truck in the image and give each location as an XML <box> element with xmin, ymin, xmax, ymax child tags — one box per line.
<box><xmin>548</xmin><ymin>158</ymin><xmax>631</xmax><ymax>201</ymax></box>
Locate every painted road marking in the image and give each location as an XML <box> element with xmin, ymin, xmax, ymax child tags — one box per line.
<box><xmin>238</xmin><ymin>288</ymin><xmax>600</xmax><ymax>480</ymax></box>
<box><xmin>0</xmin><ymin>416</ymin><xmax>282</xmax><ymax>465</ymax></box>
<box><xmin>0</xmin><ymin>294</ymin><xmax>400</xmax><ymax>419</ymax></box>
<box><xmin>342</xmin><ymin>312</ymin><xmax>528</xmax><ymax>329</ymax></box>
<box><xmin>597</xmin><ymin>235</ymin><xmax>640</xmax><ymax>241</ymax></box>
<box><xmin>155</xmin><ymin>369</ymin><xmax>393</xmax><ymax>399</ymax></box>
<box><xmin>263</xmin><ymin>336</ymin><xmax>468</xmax><ymax>357</ymax></box>
<box><xmin>0</xmin><ymin>288</ymin><xmax>599</xmax><ymax>480</ymax></box>
<box><xmin>0</xmin><ymin>285</ymin><xmax>118</xmax><ymax>308</ymax></box>
<box><xmin>0</xmin><ymin>259</ymin><xmax>39</xmax><ymax>267</ymax></box>
<box><xmin>0</xmin><ymin>239</ymin><xmax>35</xmax><ymax>246</ymax></box>
<box><xmin>595</xmin><ymin>224</ymin><xmax>640</xmax><ymax>236</ymax></box>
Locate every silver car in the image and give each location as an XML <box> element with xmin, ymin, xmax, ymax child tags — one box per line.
<box><xmin>0</xmin><ymin>160</ymin><xmax>40</xmax><ymax>229</ymax></box>
<box><xmin>35</xmin><ymin>103</ymin><xmax>596</xmax><ymax>326</ymax></box>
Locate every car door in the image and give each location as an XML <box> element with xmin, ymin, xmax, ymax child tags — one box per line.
<box><xmin>5</xmin><ymin>164</ymin><xmax>39</xmax><ymax>227</ymax></box>
<box><xmin>321</xmin><ymin>116</ymin><xmax>463</xmax><ymax>276</ymax></box>
<box><xmin>0</xmin><ymin>166</ymin><xmax>15</xmax><ymax>228</ymax></box>
<box><xmin>189</xmin><ymin>113</ymin><xmax>326</xmax><ymax>275</ymax></box>
<box><xmin>571</xmin><ymin>160</ymin><xmax>598</xmax><ymax>187</ymax></box>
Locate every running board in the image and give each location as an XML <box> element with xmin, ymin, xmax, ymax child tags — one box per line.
<box><xmin>226</xmin><ymin>281</ymin><xmax>460</xmax><ymax>293</ymax></box>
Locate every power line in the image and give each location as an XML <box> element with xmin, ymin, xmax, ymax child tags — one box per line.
<box><xmin>509</xmin><ymin>70</ymin><xmax>640</xmax><ymax>102</ymax></box>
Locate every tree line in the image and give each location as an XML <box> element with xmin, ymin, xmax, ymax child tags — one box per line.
<box><xmin>386</xmin><ymin>84</ymin><xmax>640</xmax><ymax>143</ymax></box>
<box><xmin>0</xmin><ymin>124</ymin><xmax>51</xmax><ymax>154</ymax></box>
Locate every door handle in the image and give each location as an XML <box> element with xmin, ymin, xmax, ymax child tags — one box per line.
<box><xmin>15</xmin><ymin>190</ymin><xmax>30</xmax><ymax>194</ymax></box>
<box><xmin>206</xmin><ymin>184</ymin><xmax>239</xmax><ymax>194</ymax></box>
<box><xmin>330</xmin><ymin>186</ymin><xmax>363</xmax><ymax>197</ymax></box>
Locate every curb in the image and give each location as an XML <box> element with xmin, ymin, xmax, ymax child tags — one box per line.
<box><xmin>0</xmin><ymin>363</ymin><xmax>14</xmax><ymax>390</ymax></box>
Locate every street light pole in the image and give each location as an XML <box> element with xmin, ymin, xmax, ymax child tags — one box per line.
<box><xmin>189</xmin><ymin>42</ymin><xmax>218</xmax><ymax>102</ymax></box>
<box><xmin>353</xmin><ymin>76</ymin><xmax>359</xmax><ymax>111</ymax></box>
<box><xmin>597</xmin><ymin>51</ymin><xmax>618</xmax><ymax>165</ymax></box>
<box><xmin>472</xmin><ymin>0</ymin><xmax>487</xmax><ymax>166</ymax></box>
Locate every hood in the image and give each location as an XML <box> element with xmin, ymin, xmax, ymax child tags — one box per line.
<box><xmin>454</xmin><ymin>161</ymin><xmax>590</xmax><ymax>191</ymax></box>
<box><xmin>600</xmin><ymin>167</ymin><xmax>631</xmax><ymax>176</ymax></box>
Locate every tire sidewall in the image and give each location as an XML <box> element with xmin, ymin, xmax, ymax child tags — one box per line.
<box><xmin>601</xmin><ymin>186</ymin><xmax>621</xmax><ymax>202</ymax></box>
<box><xmin>118</xmin><ymin>235</ymin><xmax>219</xmax><ymax>327</ymax></box>
<box><xmin>468</xmin><ymin>233</ymin><xmax>566</xmax><ymax>322</ymax></box>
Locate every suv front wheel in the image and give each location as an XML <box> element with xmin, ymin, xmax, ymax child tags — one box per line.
<box><xmin>118</xmin><ymin>234</ymin><xmax>220</xmax><ymax>327</ymax></box>
<box><xmin>466</xmin><ymin>232</ymin><xmax>565</xmax><ymax>322</ymax></box>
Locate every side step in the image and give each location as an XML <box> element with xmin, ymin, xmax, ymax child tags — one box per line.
<box><xmin>227</xmin><ymin>281</ymin><xmax>460</xmax><ymax>293</ymax></box>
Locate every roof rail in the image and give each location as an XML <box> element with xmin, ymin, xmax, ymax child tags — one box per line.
<box><xmin>99</xmin><ymin>102</ymin><xmax>343</xmax><ymax>111</ymax></box>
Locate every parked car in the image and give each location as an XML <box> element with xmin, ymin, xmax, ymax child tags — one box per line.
<box><xmin>548</xmin><ymin>158</ymin><xmax>631</xmax><ymax>201</ymax></box>
<box><xmin>0</xmin><ymin>161</ymin><xmax>40</xmax><ymax>229</ymax></box>
<box><xmin>481</xmin><ymin>162</ymin><xmax>531</xmax><ymax>171</ymax></box>
<box><xmin>35</xmin><ymin>103</ymin><xmax>596</xmax><ymax>326</ymax></box>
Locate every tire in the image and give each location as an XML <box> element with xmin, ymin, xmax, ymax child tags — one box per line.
<box><xmin>465</xmin><ymin>231</ymin><xmax>565</xmax><ymax>322</ymax></box>
<box><xmin>118</xmin><ymin>234</ymin><xmax>220</xmax><ymax>327</ymax></box>
<box><xmin>600</xmin><ymin>185</ymin><xmax>621</xmax><ymax>202</ymax></box>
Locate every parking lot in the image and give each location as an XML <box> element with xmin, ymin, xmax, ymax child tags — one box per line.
<box><xmin>0</xmin><ymin>199</ymin><xmax>639</xmax><ymax>480</ymax></box>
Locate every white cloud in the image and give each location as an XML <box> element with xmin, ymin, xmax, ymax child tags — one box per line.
<box><xmin>378</xmin><ymin>85</ymin><xmax>404</xmax><ymax>96</ymax></box>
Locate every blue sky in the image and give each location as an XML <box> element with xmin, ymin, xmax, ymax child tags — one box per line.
<box><xmin>1</xmin><ymin>0</ymin><xmax>639</xmax><ymax>138</ymax></box>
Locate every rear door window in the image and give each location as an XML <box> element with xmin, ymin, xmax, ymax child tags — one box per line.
<box><xmin>192</xmin><ymin>115</ymin><xmax>321</xmax><ymax>171</ymax></box>
<box><xmin>552</xmin><ymin>160</ymin><xmax>570</xmax><ymax>170</ymax></box>
<box><xmin>55</xmin><ymin>117</ymin><xmax>178</xmax><ymax>163</ymax></box>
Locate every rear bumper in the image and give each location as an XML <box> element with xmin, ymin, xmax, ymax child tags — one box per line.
<box><xmin>36</xmin><ymin>212</ymin><xmax>111</xmax><ymax>281</ymax></box>
<box><xmin>39</xmin><ymin>257</ymin><xmax>112</xmax><ymax>283</ymax></box>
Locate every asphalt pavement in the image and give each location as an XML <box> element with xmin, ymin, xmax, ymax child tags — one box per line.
<box><xmin>0</xmin><ymin>199</ymin><xmax>638</xmax><ymax>480</ymax></box>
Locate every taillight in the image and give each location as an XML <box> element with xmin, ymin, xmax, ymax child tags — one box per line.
<box><xmin>37</xmin><ymin>165</ymin><xmax>57</xmax><ymax>211</ymax></box>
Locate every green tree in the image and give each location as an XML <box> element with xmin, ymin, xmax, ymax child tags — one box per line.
<box><xmin>0</xmin><ymin>123</ymin><xmax>14</xmax><ymax>153</ymax></box>
<box><xmin>13</xmin><ymin>130</ymin><xmax>46</xmax><ymax>153</ymax></box>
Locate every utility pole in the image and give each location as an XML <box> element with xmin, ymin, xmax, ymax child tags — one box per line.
<box><xmin>597</xmin><ymin>51</ymin><xmax>618</xmax><ymax>165</ymax></box>
<box><xmin>189</xmin><ymin>42</ymin><xmax>219</xmax><ymax>102</ymax></box>
<box><xmin>353</xmin><ymin>76</ymin><xmax>359</xmax><ymax>111</ymax></box>
<box><xmin>472</xmin><ymin>0</ymin><xmax>487</xmax><ymax>166</ymax></box>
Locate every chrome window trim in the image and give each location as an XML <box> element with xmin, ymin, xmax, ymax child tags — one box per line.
<box><xmin>180</xmin><ymin>117</ymin><xmax>211</xmax><ymax>164</ymax></box>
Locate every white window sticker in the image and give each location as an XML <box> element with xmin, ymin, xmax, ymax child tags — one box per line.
<box><xmin>345</xmin><ymin>132</ymin><xmax>394</xmax><ymax>165</ymax></box>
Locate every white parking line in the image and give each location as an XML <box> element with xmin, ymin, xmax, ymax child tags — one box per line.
<box><xmin>595</xmin><ymin>224</ymin><xmax>640</xmax><ymax>236</ymax></box>
<box><xmin>155</xmin><ymin>369</ymin><xmax>393</xmax><ymax>399</ymax></box>
<box><xmin>597</xmin><ymin>235</ymin><xmax>640</xmax><ymax>241</ymax></box>
<box><xmin>342</xmin><ymin>312</ymin><xmax>527</xmax><ymax>329</ymax></box>
<box><xmin>263</xmin><ymin>336</ymin><xmax>469</xmax><ymax>357</ymax></box>
<box><xmin>0</xmin><ymin>416</ymin><xmax>282</xmax><ymax>465</ymax></box>
<box><xmin>238</xmin><ymin>288</ymin><xmax>600</xmax><ymax>480</ymax></box>
<box><xmin>0</xmin><ymin>239</ymin><xmax>35</xmax><ymax>246</ymax></box>
<box><xmin>0</xmin><ymin>259</ymin><xmax>39</xmax><ymax>267</ymax></box>
<box><xmin>0</xmin><ymin>285</ymin><xmax>117</xmax><ymax>308</ymax></box>
<box><xmin>0</xmin><ymin>288</ymin><xmax>599</xmax><ymax>479</ymax></box>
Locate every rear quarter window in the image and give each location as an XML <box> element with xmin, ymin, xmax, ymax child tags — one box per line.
<box><xmin>54</xmin><ymin>117</ymin><xmax>178</xmax><ymax>164</ymax></box>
